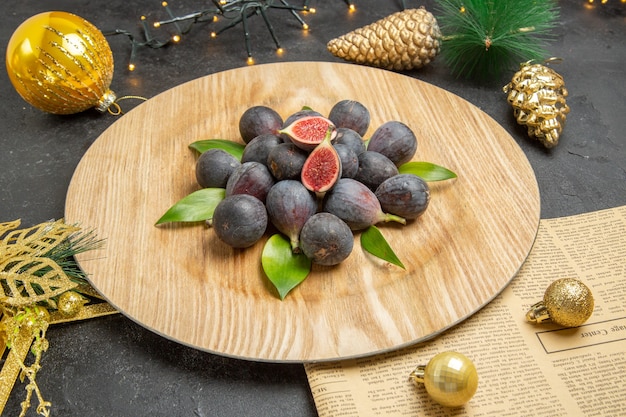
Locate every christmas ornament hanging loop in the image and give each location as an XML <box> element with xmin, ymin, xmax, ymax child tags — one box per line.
<box><xmin>107</xmin><ymin>95</ymin><xmax>149</xmax><ymax>116</ymax></box>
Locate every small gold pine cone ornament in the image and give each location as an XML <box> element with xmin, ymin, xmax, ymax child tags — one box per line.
<box><xmin>503</xmin><ymin>62</ymin><xmax>570</xmax><ymax>148</ymax></box>
<box><xmin>327</xmin><ymin>7</ymin><xmax>441</xmax><ymax>71</ymax></box>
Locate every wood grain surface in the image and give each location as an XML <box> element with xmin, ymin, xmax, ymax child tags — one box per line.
<box><xmin>65</xmin><ymin>62</ymin><xmax>540</xmax><ymax>362</ymax></box>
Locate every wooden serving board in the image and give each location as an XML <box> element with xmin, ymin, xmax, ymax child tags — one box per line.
<box><xmin>65</xmin><ymin>62</ymin><xmax>540</xmax><ymax>362</ymax></box>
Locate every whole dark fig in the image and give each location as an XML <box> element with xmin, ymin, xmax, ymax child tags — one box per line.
<box><xmin>333</xmin><ymin>143</ymin><xmax>359</xmax><ymax>178</ymax></box>
<box><xmin>354</xmin><ymin>151</ymin><xmax>399</xmax><ymax>191</ymax></box>
<box><xmin>195</xmin><ymin>148</ymin><xmax>241</xmax><ymax>188</ymax></box>
<box><xmin>300</xmin><ymin>212</ymin><xmax>354</xmax><ymax>266</ymax></box>
<box><xmin>239</xmin><ymin>105</ymin><xmax>283</xmax><ymax>144</ymax></box>
<box><xmin>266</xmin><ymin>180</ymin><xmax>317</xmax><ymax>252</ymax></box>
<box><xmin>328</xmin><ymin>100</ymin><xmax>370</xmax><ymax>136</ymax></box>
<box><xmin>323</xmin><ymin>178</ymin><xmax>405</xmax><ymax>231</ymax></box>
<box><xmin>367</xmin><ymin>121</ymin><xmax>417</xmax><ymax>166</ymax></box>
<box><xmin>241</xmin><ymin>133</ymin><xmax>282</xmax><ymax>166</ymax></box>
<box><xmin>333</xmin><ymin>127</ymin><xmax>366</xmax><ymax>156</ymax></box>
<box><xmin>226</xmin><ymin>161</ymin><xmax>275</xmax><ymax>203</ymax></box>
<box><xmin>212</xmin><ymin>194</ymin><xmax>268</xmax><ymax>248</ymax></box>
<box><xmin>375</xmin><ymin>174</ymin><xmax>430</xmax><ymax>219</ymax></box>
<box><xmin>267</xmin><ymin>143</ymin><xmax>308</xmax><ymax>181</ymax></box>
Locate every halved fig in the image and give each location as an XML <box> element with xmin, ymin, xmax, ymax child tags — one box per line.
<box><xmin>301</xmin><ymin>129</ymin><xmax>342</xmax><ymax>194</ymax></box>
<box><xmin>279</xmin><ymin>115</ymin><xmax>337</xmax><ymax>151</ymax></box>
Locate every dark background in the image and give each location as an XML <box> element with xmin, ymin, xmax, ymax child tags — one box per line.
<box><xmin>1</xmin><ymin>1</ymin><xmax>625</xmax><ymax>415</ymax></box>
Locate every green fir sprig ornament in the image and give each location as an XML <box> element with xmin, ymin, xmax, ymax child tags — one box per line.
<box><xmin>434</xmin><ymin>0</ymin><xmax>560</xmax><ymax>79</ymax></box>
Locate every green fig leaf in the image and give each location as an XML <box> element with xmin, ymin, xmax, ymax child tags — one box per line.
<box><xmin>155</xmin><ymin>188</ymin><xmax>226</xmax><ymax>225</ymax></box>
<box><xmin>262</xmin><ymin>234</ymin><xmax>312</xmax><ymax>300</ymax></box>
<box><xmin>398</xmin><ymin>161</ymin><xmax>457</xmax><ymax>181</ymax></box>
<box><xmin>189</xmin><ymin>139</ymin><xmax>245</xmax><ymax>160</ymax></box>
<box><xmin>360</xmin><ymin>226</ymin><xmax>405</xmax><ymax>269</ymax></box>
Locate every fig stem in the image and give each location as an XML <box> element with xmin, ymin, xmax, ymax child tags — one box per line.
<box><xmin>383</xmin><ymin>213</ymin><xmax>407</xmax><ymax>225</ymax></box>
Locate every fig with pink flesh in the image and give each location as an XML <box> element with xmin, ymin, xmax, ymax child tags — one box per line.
<box><xmin>323</xmin><ymin>178</ymin><xmax>406</xmax><ymax>231</ymax></box>
<box><xmin>301</xmin><ymin>129</ymin><xmax>342</xmax><ymax>194</ymax></box>
<box><xmin>279</xmin><ymin>115</ymin><xmax>337</xmax><ymax>151</ymax></box>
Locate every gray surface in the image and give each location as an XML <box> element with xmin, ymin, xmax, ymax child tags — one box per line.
<box><xmin>1</xmin><ymin>1</ymin><xmax>625</xmax><ymax>416</ymax></box>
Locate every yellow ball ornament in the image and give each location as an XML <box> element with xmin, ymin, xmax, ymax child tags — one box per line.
<box><xmin>410</xmin><ymin>351</ymin><xmax>479</xmax><ymax>407</ymax></box>
<box><xmin>526</xmin><ymin>278</ymin><xmax>594</xmax><ymax>327</ymax></box>
<box><xmin>5</xmin><ymin>11</ymin><xmax>116</xmax><ymax>114</ymax></box>
<box><xmin>57</xmin><ymin>290</ymin><xmax>87</xmax><ymax>317</ymax></box>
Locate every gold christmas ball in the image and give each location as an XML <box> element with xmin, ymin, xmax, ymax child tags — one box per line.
<box><xmin>5</xmin><ymin>11</ymin><xmax>116</xmax><ymax>114</ymax></box>
<box><xmin>410</xmin><ymin>351</ymin><xmax>478</xmax><ymax>407</ymax></box>
<box><xmin>543</xmin><ymin>278</ymin><xmax>594</xmax><ymax>327</ymax></box>
<box><xmin>57</xmin><ymin>290</ymin><xmax>87</xmax><ymax>317</ymax></box>
<box><xmin>22</xmin><ymin>306</ymin><xmax>51</xmax><ymax>329</ymax></box>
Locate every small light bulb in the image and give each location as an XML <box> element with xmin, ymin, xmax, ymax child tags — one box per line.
<box><xmin>162</xmin><ymin>1</ymin><xmax>168</xmax><ymax>7</ymax></box>
<box><xmin>172</xmin><ymin>34</ymin><xmax>181</xmax><ymax>43</ymax></box>
<box><xmin>309</xmin><ymin>7</ymin><xmax>316</xmax><ymax>13</ymax></box>
<box><xmin>349</xmin><ymin>4</ymin><xmax>356</xmax><ymax>12</ymax></box>
<box><xmin>460</xmin><ymin>6</ymin><xmax>466</xmax><ymax>13</ymax></box>
<box><xmin>302</xmin><ymin>23</ymin><xmax>309</xmax><ymax>31</ymax></box>
<box><xmin>211</xmin><ymin>32</ymin><xmax>217</xmax><ymax>38</ymax></box>
<box><xmin>213</xmin><ymin>16</ymin><xmax>219</xmax><ymax>22</ymax></box>
<box><xmin>141</xmin><ymin>15</ymin><xmax>147</xmax><ymax>21</ymax></box>
<box><xmin>154</xmin><ymin>22</ymin><xmax>161</xmax><ymax>28</ymax></box>
<box><xmin>276</xmin><ymin>48</ymin><xmax>284</xmax><ymax>56</ymax></box>
<box><xmin>128</xmin><ymin>63</ymin><xmax>136</xmax><ymax>71</ymax></box>
<box><xmin>247</xmin><ymin>56</ymin><xmax>255</xmax><ymax>65</ymax></box>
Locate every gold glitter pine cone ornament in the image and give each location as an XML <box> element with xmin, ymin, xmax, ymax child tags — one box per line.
<box><xmin>327</xmin><ymin>7</ymin><xmax>441</xmax><ymax>71</ymax></box>
<box><xmin>503</xmin><ymin>61</ymin><xmax>570</xmax><ymax>148</ymax></box>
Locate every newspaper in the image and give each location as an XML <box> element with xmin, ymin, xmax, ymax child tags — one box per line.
<box><xmin>305</xmin><ymin>206</ymin><xmax>626</xmax><ymax>417</ymax></box>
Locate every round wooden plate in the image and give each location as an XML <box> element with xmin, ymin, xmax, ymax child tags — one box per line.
<box><xmin>65</xmin><ymin>62</ymin><xmax>540</xmax><ymax>362</ymax></box>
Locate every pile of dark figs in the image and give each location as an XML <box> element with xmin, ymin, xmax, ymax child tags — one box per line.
<box><xmin>198</xmin><ymin>100</ymin><xmax>430</xmax><ymax>266</ymax></box>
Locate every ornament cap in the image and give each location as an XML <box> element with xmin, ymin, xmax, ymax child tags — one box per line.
<box><xmin>525</xmin><ymin>301</ymin><xmax>551</xmax><ymax>324</ymax></box>
<box><xmin>96</xmin><ymin>89</ymin><xmax>118</xmax><ymax>113</ymax></box>
<box><xmin>526</xmin><ymin>278</ymin><xmax>594</xmax><ymax>327</ymax></box>
<box><xmin>409</xmin><ymin>365</ymin><xmax>426</xmax><ymax>383</ymax></box>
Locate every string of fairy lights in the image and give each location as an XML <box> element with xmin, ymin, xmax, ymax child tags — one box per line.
<box><xmin>105</xmin><ymin>0</ymin><xmax>623</xmax><ymax>72</ymax></box>
<box><xmin>105</xmin><ymin>0</ymin><xmax>359</xmax><ymax>70</ymax></box>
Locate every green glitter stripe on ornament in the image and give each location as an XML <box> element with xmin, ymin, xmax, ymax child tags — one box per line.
<box><xmin>434</xmin><ymin>0</ymin><xmax>560</xmax><ymax>80</ymax></box>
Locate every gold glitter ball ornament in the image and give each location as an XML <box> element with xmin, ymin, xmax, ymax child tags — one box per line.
<box><xmin>503</xmin><ymin>62</ymin><xmax>570</xmax><ymax>148</ymax></box>
<box><xmin>526</xmin><ymin>278</ymin><xmax>594</xmax><ymax>327</ymax></box>
<box><xmin>327</xmin><ymin>7</ymin><xmax>441</xmax><ymax>71</ymax></box>
<box><xmin>409</xmin><ymin>351</ymin><xmax>478</xmax><ymax>407</ymax></box>
<box><xmin>57</xmin><ymin>290</ymin><xmax>88</xmax><ymax>317</ymax></box>
<box><xmin>5</xmin><ymin>11</ymin><xmax>116</xmax><ymax>115</ymax></box>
